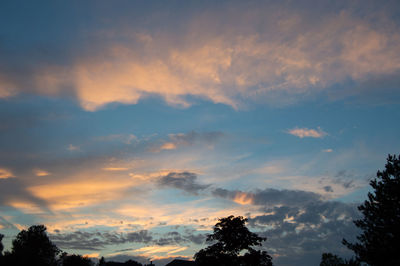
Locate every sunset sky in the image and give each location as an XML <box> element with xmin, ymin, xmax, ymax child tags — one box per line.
<box><xmin>1</xmin><ymin>1</ymin><xmax>400</xmax><ymax>265</ymax></box>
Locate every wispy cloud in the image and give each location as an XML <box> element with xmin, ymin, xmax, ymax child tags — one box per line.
<box><xmin>287</xmin><ymin>127</ymin><xmax>327</xmax><ymax>138</ymax></box>
<box><xmin>33</xmin><ymin>169</ymin><xmax>51</xmax><ymax>176</ymax></box>
<box><xmin>67</xmin><ymin>144</ymin><xmax>80</xmax><ymax>151</ymax></box>
<box><xmin>95</xmin><ymin>134</ymin><xmax>137</xmax><ymax>144</ymax></box>
<box><xmin>0</xmin><ymin>168</ymin><xmax>14</xmax><ymax>179</ymax></box>
<box><xmin>159</xmin><ymin>142</ymin><xmax>177</xmax><ymax>151</ymax></box>
<box><xmin>153</xmin><ymin>131</ymin><xmax>224</xmax><ymax>152</ymax></box>
<box><xmin>102</xmin><ymin>167</ymin><xmax>129</xmax><ymax>171</ymax></box>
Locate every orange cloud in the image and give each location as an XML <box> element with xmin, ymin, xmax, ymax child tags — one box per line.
<box><xmin>233</xmin><ymin>192</ymin><xmax>254</xmax><ymax>205</ymax></box>
<box><xmin>33</xmin><ymin>169</ymin><xmax>51</xmax><ymax>176</ymax></box>
<box><xmin>102</xmin><ymin>167</ymin><xmax>129</xmax><ymax>171</ymax></box>
<box><xmin>27</xmin><ymin>174</ymin><xmax>138</xmax><ymax>210</ymax></box>
<box><xmin>0</xmin><ymin>168</ymin><xmax>14</xmax><ymax>179</ymax></box>
<box><xmin>83</xmin><ymin>253</ymin><xmax>100</xmax><ymax>258</ymax></box>
<box><xmin>159</xmin><ymin>142</ymin><xmax>177</xmax><ymax>151</ymax></box>
<box><xmin>1</xmin><ymin>8</ymin><xmax>396</xmax><ymax>110</ymax></box>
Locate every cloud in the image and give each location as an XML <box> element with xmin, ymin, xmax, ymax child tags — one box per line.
<box><xmin>27</xmin><ymin>172</ymin><xmax>142</xmax><ymax>210</ymax></box>
<box><xmin>50</xmin><ymin>230</ymin><xmax>153</xmax><ymax>251</ymax></box>
<box><xmin>2</xmin><ymin>2</ymin><xmax>400</xmax><ymax>110</ymax></box>
<box><xmin>155</xmin><ymin>131</ymin><xmax>224</xmax><ymax>152</ymax></box>
<box><xmin>67</xmin><ymin>144</ymin><xmax>80</xmax><ymax>151</ymax></box>
<box><xmin>102</xmin><ymin>167</ymin><xmax>129</xmax><ymax>171</ymax></box>
<box><xmin>95</xmin><ymin>134</ymin><xmax>137</xmax><ymax>144</ymax></box>
<box><xmin>132</xmin><ymin>245</ymin><xmax>188</xmax><ymax>258</ymax></box>
<box><xmin>0</xmin><ymin>178</ymin><xmax>50</xmax><ymax>212</ymax></box>
<box><xmin>0</xmin><ymin>168</ymin><xmax>14</xmax><ymax>179</ymax></box>
<box><xmin>211</xmin><ymin>185</ymin><xmax>361</xmax><ymax>265</ymax></box>
<box><xmin>213</xmin><ymin>187</ymin><xmax>322</xmax><ymax>207</ymax></box>
<box><xmin>159</xmin><ymin>142</ymin><xmax>177</xmax><ymax>151</ymax></box>
<box><xmin>287</xmin><ymin>127</ymin><xmax>327</xmax><ymax>138</ymax></box>
<box><xmin>154</xmin><ymin>231</ymin><xmax>206</xmax><ymax>246</ymax></box>
<box><xmin>323</xmin><ymin>185</ymin><xmax>334</xmax><ymax>192</ymax></box>
<box><xmin>249</xmin><ymin>201</ymin><xmax>360</xmax><ymax>266</ymax></box>
<box><xmin>33</xmin><ymin>169</ymin><xmax>51</xmax><ymax>176</ymax></box>
<box><xmin>333</xmin><ymin>170</ymin><xmax>357</xmax><ymax>189</ymax></box>
<box><xmin>158</xmin><ymin>172</ymin><xmax>210</xmax><ymax>194</ymax></box>
<box><xmin>322</xmin><ymin>149</ymin><xmax>333</xmax><ymax>153</ymax></box>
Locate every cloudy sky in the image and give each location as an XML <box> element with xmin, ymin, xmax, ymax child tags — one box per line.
<box><xmin>1</xmin><ymin>0</ymin><xmax>400</xmax><ymax>265</ymax></box>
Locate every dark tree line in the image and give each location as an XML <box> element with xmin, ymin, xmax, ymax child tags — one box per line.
<box><xmin>0</xmin><ymin>216</ymin><xmax>272</xmax><ymax>266</ymax></box>
<box><xmin>321</xmin><ymin>154</ymin><xmax>400</xmax><ymax>266</ymax></box>
<box><xmin>0</xmin><ymin>225</ymin><xmax>145</xmax><ymax>266</ymax></box>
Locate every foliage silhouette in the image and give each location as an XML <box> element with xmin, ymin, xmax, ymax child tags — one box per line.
<box><xmin>194</xmin><ymin>215</ymin><xmax>272</xmax><ymax>266</ymax></box>
<box><xmin>319</xmin><ymin>253</ymin><xmax>360</xmax><ymax>266</ymax></box>
<box><xmin>342</xmin><ymin>154</ymin><xmax>400</xmax><ymax>266</ymax></box>
<box><xmin>0</xmin><ymin>233</ymin><xmax>3</xmax><ymax>256</ymax></box>
<box><xmin>99</xmin><ymin>256</ymin><xmax>106</xmax><ymax>266</ymax></box>
<box><xmin>2</xmin><ymin>224</ymin><xmax>61</xmax><ymax>266</ymax></box>
<box><xmin>60</xmin><ymin>253</ymin><xmax>94</xmax><ymax>266</ymax></box>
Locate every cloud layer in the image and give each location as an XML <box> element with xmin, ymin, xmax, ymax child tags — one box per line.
<box><xmin>1</xmin><ymin>1</ymin><xmax>400</xmax><ymax>110</ymax></box>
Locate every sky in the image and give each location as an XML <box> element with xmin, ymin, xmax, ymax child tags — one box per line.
<box><xmin>0</xmin><ymin>0</ymin><xmax>400</xmax><ymax>265</ymax></box>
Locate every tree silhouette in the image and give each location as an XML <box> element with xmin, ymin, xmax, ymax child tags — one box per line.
<box><xmin>343</xmin><ymin>154</ymin><xmax>400</xmax><ymax>265</ymax></box>
<box><xmin>0</xmin><ymin>233</ymin><xmax>3</xmax><ymax>256</ymax></box>
<box><xmin>98</xmin><ymin>256</ymin><xmax>106</xmax><ymax>266</ymax></box>
<box><xmin>194</xmin><ymin>215</ymin><xmax>272</xmax><ymax>266</ymax></box>
<box><xmin>320</xmin><ymin>253</ymin><xmax>345</xmax><ymax>266</ymax></box>
<box><xmin>9</xmin><ymin>224</ymin><xmax>61</xmax><ymax>266</ymax></box>
<box><xmin>60</xmin><ymin>253</ymin><xmax>93</xmax><ymax>266</ymax></box>
<box><xmin>319</xmin><ymin>253</ymin><xmax>360</xmax><ymax>266</ymax></box>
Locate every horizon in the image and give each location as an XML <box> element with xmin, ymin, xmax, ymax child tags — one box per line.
<box><xmin>1</xmin><ymin>1</ymin><xmax>400</xmax><ymax>265</ymax></box>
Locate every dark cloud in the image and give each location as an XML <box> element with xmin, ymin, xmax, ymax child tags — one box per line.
<box><xmin>334</xmin><ymin>170</ymin><xmax>357</xmax><ymax>189</ymax></box>
<box><xmin>168</xmin><ymin>131</ymin><xmax>224</xmax><ymax>147</ymax></box>
<box><xmin>323</xmin><ymin>185</ymin><xmax>333</xmax><ymax>192</ymax></box>
<box><xmin>212</xmin><ymin>186</ymin><xmax>360</xmax><ymax>265</ymax></box>
<box><xmin>50</xmin><ymin>229</ymin><xmax>205</xmax><ymax>250</ymax></box>
<box><xmin>155</xmin><ymin>231</ymin><xmax>206</xmax><ymax>246</ymax></box>
<box><xmin>212</xmin><ymin>187</ymin><xmax>321</xmax><ymax>207</ymax></box>
<box><xmin>0</xmin><ymin>178</ymin><xmax>50</xmax><ymax>212</ymax></box>
<box><xmin>252</xmin><ymin>200</ymin><xmax>360</xmax><ymax>265</ymax></box>
<box><xmin>158</xmin><ymin>172</ymin><xmax>210</xmax><ymax>194</ymax></box>
<box><xmin>50</xmin><ymin>230</ymin><xmax>153</xmax><ymax>250</ymax></box>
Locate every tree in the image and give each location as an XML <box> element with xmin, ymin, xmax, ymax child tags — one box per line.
<box><xmin>343</xmin><ymin>154</ymin><xmax>400</xmax><ymax>266</ymax></box>
<box><xmin>194</xmin><ymin>215</ymin><xmax>273</xmax><ymax>266</ymax></box>
<box><xmin>320</xmin><ymin>253</ymin><xmax>345</xmax><ymax>266</ymax></box>
<box><xmin>319</xmin><ymin>253</ymin><xmax>360</xmax><ymax>266</ymax></box>
<box><xmin>0</xmin><ymin>233</ymin><xmax>3</xmax><ymax>256</ymax></box>
<box><xmin>10</xmin><ymin>224</ymin><xmax>61</xmax><ymax>266</ymax></box>
<box><xmin>98</xmin><ymin>256</ymin><xmax>106</xmax><ymax>266</ymax></box>
<box><xmin>60</xmin><ymin>253</ymin><xmax>93</xmax><ymax>266</ymax></box>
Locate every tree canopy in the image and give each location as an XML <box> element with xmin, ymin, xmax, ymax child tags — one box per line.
<box><xmin>60</xmin><ymin>253</ymin><xmax>94</xmax><ymax>266</ymax></box>
<box><xmin>7</xmin><ymin>224</ymin><xmax>61</xmax><ymax>266</ymax></box>
<box><xmin>0</xmin><ymin>233</ymin><xmax>4</xmax><ymax>256</ymax></box>
<box><xmin>194</xmin><ymin>215</ymin><xmax>272</xmax><ymax>266</ymax></box>
<box><xmin>319</xmin><ymin>253</ymin><xmax>360</xmax><ymax>266</ymax></box>
<box><xmin>342</xmin><ymin>154</ymin><xmax>400</xmax><ymax>265</ymax></box>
